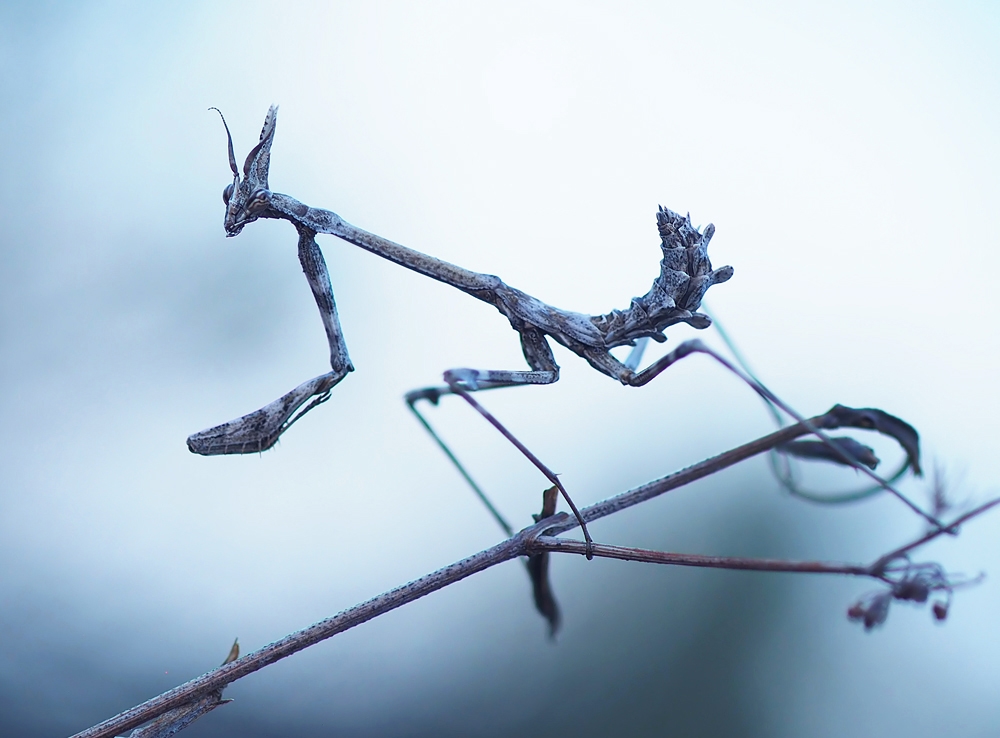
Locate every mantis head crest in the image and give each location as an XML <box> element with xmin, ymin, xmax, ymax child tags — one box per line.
<box><xmin>210</xmin><ymin>105</ymin><xmax>279</xmax><ymax>236</ymax></box>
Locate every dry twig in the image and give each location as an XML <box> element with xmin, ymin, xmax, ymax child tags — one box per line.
<box><xmin>72</xmin><ymin>408</ymin><xmax>996</xmax><ymax>738</ymax></box>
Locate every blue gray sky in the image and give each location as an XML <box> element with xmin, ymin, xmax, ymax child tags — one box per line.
<box><xmin>2</xmin><ymin>2</ymin><xmax>999</xmax><ymax>736</ymax></box>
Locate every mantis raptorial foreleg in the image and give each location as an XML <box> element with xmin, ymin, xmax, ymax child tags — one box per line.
<box><xmin>186</xmin><ymin>226</ymin><xmax>353</xmax><ymax>455</ymax></box>
<box><xmin>297</xmin><ymin>225</ymin><xmax>354</xmax><ymax>375</ymax></box>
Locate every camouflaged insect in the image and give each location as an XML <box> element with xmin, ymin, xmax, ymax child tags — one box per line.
<box><xmin>188</xmin><ymin>106</ymin><xmax>733</xmax><ymax>457</ymax></box>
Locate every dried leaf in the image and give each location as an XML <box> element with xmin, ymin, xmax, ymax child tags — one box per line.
<box><xmin>534</xmin><ymin>485</ymin><xmax>559</xmax><ymax>522</ymax></box>
<box><xmin>527</xmin><ymin>552</ymin><xmax>560</xmax><ymax>638</ymax></box>
<box><xmin>779</xmin><ymin>437</ymin><xmax>879</xmax><ymax>470</ymax></box>
<box><xmin>826</xmin><ymin>405</ymin><xmax>922</xmax><ymax>475</ymax></box>
<box><xmin>528</xmin><ymin>486</ymin><xmax>561</xmax><ymax>637</ymax></box>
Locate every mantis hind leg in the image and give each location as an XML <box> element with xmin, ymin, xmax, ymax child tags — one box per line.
<box><xmin>591</xmin><ymin>337</ymin><xmax>940</xmax><ymax>526</ymax></box>
<box><xmin>405</xmin><ymin>328</ymin><xmax>594</xmax><ymax>559</ymax></box>
<box><xmin>404</xmin><ymin>327</ymin><xmax>559</xmax><ymax>530</ymax></box>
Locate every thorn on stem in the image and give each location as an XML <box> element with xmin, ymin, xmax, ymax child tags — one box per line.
<box><xmin>533</xmin><ymin>485</ymin><xmax>559</xmax><ymax>523</ymax></box>
<box><xmin>222</xmin><ymin>638</ymin><xmax>239</xmax><ymax>666</ymax></box>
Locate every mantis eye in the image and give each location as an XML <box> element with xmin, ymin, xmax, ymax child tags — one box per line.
<box><xmin>223</xmin><ymin>183</ymin><xmax>234</xmax><ymax>205</ymax></box>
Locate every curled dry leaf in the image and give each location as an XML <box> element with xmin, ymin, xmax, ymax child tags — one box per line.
<box><xmin>824</xmin><ymin>405</ymin><xmax>922</xmax><ymax>476</ymax></box>
<box><xmin>779</xmin><ymin>437</ymin><xmax>879</xmax><ymax>470</ymax></box>
<box><xmin>526</xmin><ymin>552</ymin><xmax>560</xmax><ymax>638</ymax></box>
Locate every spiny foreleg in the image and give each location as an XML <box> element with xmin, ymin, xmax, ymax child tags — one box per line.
<box><xmin>187</xmin><ymin>228</ymin><xmax>353</xmax><ymax>455</ymax></box>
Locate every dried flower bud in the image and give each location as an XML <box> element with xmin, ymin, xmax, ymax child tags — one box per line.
<box><xmin>848</xmin><ymin>591</ymin><xmax>892</xmax><ymax>631</ymax></box>
<box><xmin>847</xmin><ymin>603</ymin><xmax>867</xmax><ymax>621</ymax></box>
<box><xmin>864</xmin><ymin>593</ymin><xmax>892</xmax><ymax>630</ymax></box>
<box><xmin>932</xmin><ymin>601</ymin><xmax>949</xmax><ymax>621</ymax></box>
<box><xmin>894</xmin><ymin>577</ymin><xmax>930</xmax><ymax>603</ymax></box>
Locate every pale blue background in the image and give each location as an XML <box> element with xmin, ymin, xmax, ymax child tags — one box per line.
<box><xmin>1</xmin><ymin>2</ymin><xmax>999</xmax><ymax>736</ymax></box>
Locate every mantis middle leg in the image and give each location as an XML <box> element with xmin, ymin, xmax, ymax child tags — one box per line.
<box><xmin>407</xmin><ymin>326</ymin><xmax>598</xmax><ymax>558</ymax></box>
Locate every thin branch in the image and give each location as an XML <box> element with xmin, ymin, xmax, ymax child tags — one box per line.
<box><xmin>70</xmin><ymin>537</ymin><xmax>525</xmax><ymax>738</ymax></box>
<box><xmin>687</xmin><ymin>341</ymin><xmax>943</xmax><ymax>527</ymax></box>
<box><xmin>532</xmin><ymin>499</ymin><xmax>999</xmax><ymax>577</ymax></box>
<box><xmin>543</xmin><ymin>406</ymin><xmax>876</xmax><ymax>537</ymax></box>
<box><xmin>532</xmin><ymin>537</ymin><xmax>872</xmax><ymax>576</ymax></box>
<box><xmin>71</xmin><ymin>416</ymin><xmax>997</xmax><ymax>738</ymax></box>
<box><xmin>70</xmin><ymin>416</ymin><xmax>823</xmax><ymax>737</ymax></box>
<box><xmin>869</xmin><ymin>496</ymin><xmax>1000</xmax><ymax>573</ymax></box>
<box><xmin>450</xmin><ymin>384</ymin><xmax>595</xmax><ymax>558</ymax></box>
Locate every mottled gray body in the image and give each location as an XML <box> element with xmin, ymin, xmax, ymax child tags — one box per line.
<box><xmin>187</xmin><ymin>106</ymin><xmax>733</xmax><ymax>455</ymax></box>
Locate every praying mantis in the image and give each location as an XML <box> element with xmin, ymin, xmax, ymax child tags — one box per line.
<box><xmin>188</xmin><ymin>106</ymin><xmax>930</xmax><ymax>557</ymax></box>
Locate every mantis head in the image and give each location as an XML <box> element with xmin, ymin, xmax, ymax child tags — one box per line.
<box><xmin>210</xmin><ymin>106</ymin><xmax>278</xmax><ymax>236</ymax></box>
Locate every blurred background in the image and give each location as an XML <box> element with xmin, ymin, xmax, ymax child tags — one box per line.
<box><xmin>2</xmin><ymin>2</ymin><xmax>999</xmax><ymax>736</ymax></box>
